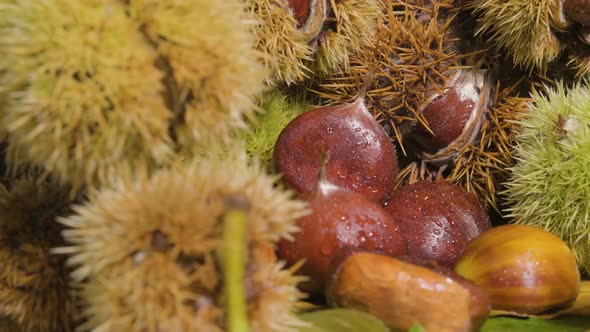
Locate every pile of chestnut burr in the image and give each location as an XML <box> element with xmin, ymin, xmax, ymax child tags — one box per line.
<box><xmin>271</xmin><ymin>90</ymin><xmax>581</xmax><ymax>331</ymax></box>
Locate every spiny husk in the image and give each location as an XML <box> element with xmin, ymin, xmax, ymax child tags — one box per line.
<box><xmin>0</xmin><ymin>0</ymin><xmax>173</xmax><ymax>192</ymax></box>
<box><xmin>76</xmin><ymin>252</ymin><xmax>225</xmax><ymax>332</ymax></box>
<box><xmin>246</xmin><ymin>260</ymin><xmax>310</xmax><ymax>332</ymax></box>
<box><xmin>75</xmin><ymin>251</ymin><xmax>307</xmax><ymax>332</ymax></box>
<box><xmin>0</xmin><ymin>176</ymin><xmax>75</xmax><ymax>332</ymax></box>
<box><xmin>0</xmin><ymin>316</ymin><xmax>23</xmax><ymax>332</ymax></box>
<box><xmin>504</xmin><ymin>82</ymin><xmax>590</xmax><ymax>272</ymax></box>
<box><xmin>313</xmin><ymin>0</ymin><xmax>384</xmax><ymax>76</ymax></box>
<box><xmin>127</xmin><ymin>0</ymin><xmax>265</xmax><ymax>149</ymax></box>
<box><xmin>244</xmin><ymin>90</ymin><xmax>311</xmax><ymax>171</ymax></box>
<box><xmin>396</xmin><ymin>84</ymin><xmax>531</xmax><ymax>212</ymax></box>
<box><xmin>249</xmin><ymin>0</ymin><xmax>383</xmax><ymax>85</ymax></box>
<box><xmin>57</xmin><ymin>149</ymin><xmax>308</xmax><ymax>331</ymax></box>
<box><xmin>312</xmin><ymin>0</ymin><xmax>462</xmax><ymax>152</ymax></box>
<box><xmin>447</xmin><ymin>90</ymin><xmax>529</xmax><ymax>212</ymax></box>
<box><xmin>0</xmin><ymin>0</ymin><xmax>263</xmax><ymax>192</ymax></box>
<box><xmin>247</xmin><ymin>0</ymin><xmax>313</xmax><ymax>85</ymax></box>
<box><xmin>568</xmin><ymin>45</ymin><xmax>590</xmax><ymax>78</ymax></box>
<box><xmin>468</xmin><ymin>0</ymin><xmax>560</xmax><ymax>72</ymax></box>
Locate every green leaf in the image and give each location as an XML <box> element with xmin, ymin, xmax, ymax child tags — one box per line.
<box><xmin>407</xmin><ymin>324</ymin><xmax>427</xmax><ymax>332</ymax></box>
<box><xmin>481</xmin><ymin>316</ymin><xmax>590</xmax><ymax>332</ymax></box>
<box><xmin>298</xmin><ymin>309</ymin><xmax>390</xmax><ymax>332</ymax></box>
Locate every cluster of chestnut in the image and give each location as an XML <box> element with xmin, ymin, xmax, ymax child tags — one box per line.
<box><xmin>272</xmin><ymin>94</ymin><xmax>581</xmax><ymax>331</ymax></box>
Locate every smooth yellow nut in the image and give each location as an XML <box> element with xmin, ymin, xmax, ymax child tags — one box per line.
<box><xmin>455</xmin><ymin>225</ymin><xmax>580</xmax><ymax>314</ymax></box>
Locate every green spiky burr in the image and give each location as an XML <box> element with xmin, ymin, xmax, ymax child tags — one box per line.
<box><xmin>244</xmin><ymin>90</ymin><xmax>311</xmax><ymax>171</ymax></box>
<box><xmin>57</xmin><ymin>149</ymin><xmax>308</xmax><ymax>332</ymax></box>
<box><xmin>504</xmin><ymin>83</ymin><xmax>590</xmax><ymax>272</ymax></box>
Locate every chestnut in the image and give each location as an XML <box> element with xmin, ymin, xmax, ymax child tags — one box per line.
<box><xmin>287</xmin><ymin>0</ymin><xmax>312</xmax><ymax>27</ymax></box>
<box><xmin>274</xmin><ymin>98</ymin><xmax>399</xmax><ymax>202</ymax></box>
<box><xmin>286</xmin><ymin>0</ymin><xmax>328</xmax><ymax>42</ymax></box>
<box><xmin>412</xmin><ymin>68</ymin><xmax>491</xmax><ymax>166</ymax></box>
<box><xmin>384</xmin><ymin>180</ymin><xmax>491</xmax><ymax>267</ymax></box>
<box><xmin>455</xmin><ymin>224</ymin><xmax>580</xmax><ymax>315</ymax></box>
<box><xmin>563</xmin><ymin>0</ymin><xmax>590</xmax><ymax>26</ymax></box>
<box><xmin>277</xmin><ymin>176</ymin><xmax>406</xmax><ymax>294</ymax></box>
<box><xmin>550</xmin><ymin>0</ymin><xmax>572</xmax><ymax>31</ymax></box>
<box><xmin>327</xmin><ymin>252</ymin><xmax>490</xmax><ymax>332</ymax></box>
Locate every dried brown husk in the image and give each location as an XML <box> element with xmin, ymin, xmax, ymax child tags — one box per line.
<box><xmin>396</xmin><ymin>83</ymin><xmax>531</xmax><ymax>212</ymax></box>
<box><xmin>311</xmin><ymin>0</ymin><xmax>465</xmax><ymax>153</ymax></box>
<box><xmin>0</xmin><ymin>176</ymin><xmax>76</xmax><ymax>332</ymax></box>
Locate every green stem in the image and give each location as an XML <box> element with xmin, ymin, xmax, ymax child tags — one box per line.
<box><xmin>221</xmin><ymin>206</ymin><xmax>249</xmax><ymax>332</ymax></box>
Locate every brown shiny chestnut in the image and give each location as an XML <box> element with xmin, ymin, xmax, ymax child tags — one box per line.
<box><xmin>274</xmin><ymin>98</ymin><xmax>399</xmax><ymax>202</ymax></box>
<box><xmin>384</xmin><ymin>180</ymin><xmax>491</xmax><ymax>267</ymax></box>
<box><xmin>563</xmin><ymin>0</ymin><xmax>590</xmax><ymax>26</ymax></box>
<box><xmin>327</xmin><ymin>252</ymin><xmax>490</xmax><ymax>332</ymax></box>
<box><xmin>412</xmin><ymin>68</ymin><xmax>492</xmax><ymax>166</ymax></box>
<box><xmin>277</xmin><ymin>175</ymin><xmax>406</xmax><ymax>294</ymax></box>
<box><xmin>455</xmin><ymin>225</ymin><xmax>581</xmax><ymax>315</ymax></box>
<box><xmin>286</xmin><ymin>0</ymin><xmax>329</xmax><ymax>42</ymax></box>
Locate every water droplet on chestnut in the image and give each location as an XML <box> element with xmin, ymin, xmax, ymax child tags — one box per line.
<box><xmin>274</xmin><ymin>98</ymin><xmax>399</xmax><ymax>201</ymax></box>
<box><xmin>277</xmin><ymin>176</ymin><xmax>407</xmax><ymax>294</ymax></box>
<box><xmin>385</xmin><ymin>181</ymin><xmax>491</xmax><ymax>267</ymax></box>
<box><xmin>320</xmin><ymin>244</ymin><xmax>333</xmax><ymax>256</ymax></box>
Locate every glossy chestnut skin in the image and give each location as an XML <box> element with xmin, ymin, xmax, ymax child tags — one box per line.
<box><xmin>274</xmin><ymin>99</ymin><xmax>398</xmax><ymax>202</ymax></box>
<box><xmin>287</xmin><ymin>0</ymin><xmax>312</xmax><ymax>27</ymax></box>
<box><xmin>455</xmin><ymin>225</ymin><xmax>580</xmax><ymax>315</ymax></box>
<box><xmin>412</xmin><ymin>69</ymin><xmax>490</xmax><ymax>166</ymax></box>
<box><xmin>277</xmin><ymin>180</ymin><xmax>406</xmax><ymax>294</ymax></box>
<box><xmin>384</xmin><ymin>181</ymin><xmax>491</xmax><ymax>267</ymax></box>
<box><xmin>563</xmin><ymin>0</ymin><xmax>590</xmax><ymax>26</ymax></box>
<box><xmin>413</xmin><ymin>88</ymin><xmax>474</xmax><ymax>152</ymax></box>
